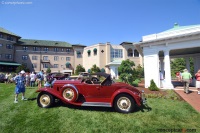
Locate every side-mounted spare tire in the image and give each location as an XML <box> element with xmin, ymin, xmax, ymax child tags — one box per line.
<box><xmin>37</xmin><ymin>92</ymin><xmax>55</xmax><ymax>108</ymax></box>
<box><xmin>62</xmin><ymin>87</ymin><xmax>78</xmax><ymax>102</ymax></box>
<box><xmin>114</xmin><ymin>94</ymin><xmax>136</xmax><ymax>113</ymax></box>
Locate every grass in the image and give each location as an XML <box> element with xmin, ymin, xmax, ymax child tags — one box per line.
<box><xmin>0</xmin><ymin>83</ymin><xmax>200</xmax><ymax>133</ymax></box>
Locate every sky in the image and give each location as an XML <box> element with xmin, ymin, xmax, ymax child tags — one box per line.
<box><xmin>0</xmin><ymin>0</ymin><xmax>200</xmax><ymax>46</ymax></box>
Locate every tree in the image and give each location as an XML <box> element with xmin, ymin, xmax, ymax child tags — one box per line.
<box><xmin>100</xmin><ymin>68</ymin><xmax>105</xmax><ymax>73</ymax></box>
<box><xmin>171</xmin><ymin>58</ymin><xmax>194</xmax><ymax>77</ymax></box>
<box><xmin>118</xmin><ymin>59</ymin><xmax>135</xmax><ymax>84</ymax></box>
<box><xmin>75</xmin><ymin>65</ymin><xmax>85</xmax><ymax>75</ymax></box>
<box><xmin>91</xmin><ymin>64</ymin><xmax>101</xmax><ymax>73</ymax></box>
<box><xmin>46</xmin><ymin>67</ymin><xmax>51</xmax><ymax>74</ymax></box>
<box><xmin>16</xmin><ymin>64</ymin><xmax>29</xmax><ymax>73</ymax></box>
<box><xmin>149</xmin><ymin>79</ymin><xmax>159</xmax><ymax>91</ymax></box>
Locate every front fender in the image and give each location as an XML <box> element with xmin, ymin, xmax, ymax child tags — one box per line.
<box><xmin>110</xmin><ymin>88</ymin><xmax>142</xmax><ymax>107</ymax></box>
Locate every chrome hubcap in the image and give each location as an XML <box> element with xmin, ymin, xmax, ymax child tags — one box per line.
<box><xmin>63</xmin><ymin>88</ymin><xmax>74</xmax><ymax>101</ymax></box>
<box><xmin>40</xmin><ymin>94</ymin><xmax>50</xmax><ymax>107</ymax></box>
<box><xmin>117</xmin><ymin>97</ymin><xmax>131</xmax><ymax>111</ymax></box>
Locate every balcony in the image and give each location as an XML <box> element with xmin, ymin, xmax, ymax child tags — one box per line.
<box><xmin>41</xmin><ymin>59</ymin><xmax>50</xmax><ymax>63</ymax></box>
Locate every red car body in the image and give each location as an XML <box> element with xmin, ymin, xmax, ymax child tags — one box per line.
<box><xmin>37</xmin><ymin>73</ymin><xmax>146</xmax><ymax>113</ymax></box>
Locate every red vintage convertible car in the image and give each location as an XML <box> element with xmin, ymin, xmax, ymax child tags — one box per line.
<box><xmin>36</xmin><ymin>73</ymin><xmax>146</xmax><ymax>113</ymax></box>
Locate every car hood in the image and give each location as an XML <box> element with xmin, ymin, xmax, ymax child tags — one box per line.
<box><xmin>113</xmin><ymin>82</ymin><xmax>140</xmax><ymax>93</ymax></box>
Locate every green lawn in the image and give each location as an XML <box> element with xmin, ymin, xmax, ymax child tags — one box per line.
<box><xmin>0</xmin><ymin>83</ymin><xmax>200</xmax><ymax>133</ymax></box>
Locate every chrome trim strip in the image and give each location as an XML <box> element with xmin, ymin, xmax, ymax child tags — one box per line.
<box><xmin>82</xmin><ymin>102</ymin><xmax>111</xmax><ymax>107</ymax></box>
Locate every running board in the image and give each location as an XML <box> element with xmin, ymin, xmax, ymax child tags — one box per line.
<box><xmin>82</xmin><ymin>102</ymin><xmax>111</xmax><ymax>107</ymax></box>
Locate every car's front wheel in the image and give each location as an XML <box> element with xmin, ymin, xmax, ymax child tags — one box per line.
<box><xmin>37</xmin><ymin>92</ymin><xmax>55</xmax><ymax>108</ymax></box>
<box><xmin>114</xmin><ymin>94</ymin><xmax>135</xmax><ymax>113</ymax></box>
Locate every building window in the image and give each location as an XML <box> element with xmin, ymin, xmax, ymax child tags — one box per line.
<box><xmin>22</xmin><ymin>55</ymin><xmax>28</xmax><ymax>60</ymax></box>
<box><xmin>44</xmin><ymin>47</ymin><xmax>48</xmax><ymax>51</ymax></box>
<box><xmin>66</xmin><ymin>49</ymin><xmax>71</xmax><ymax>52</ymax></box>
<box><xmin>32</xmin><ymin>63</ymin><xmax>37</xmax><ymax>68</ymax></box>
<box><xmin>111</xmin><ymin>49</ymin><xmax>123</xmax><ymax>58</ymax></box>
<box><xmin>43</xmin><ymin>56</ymin><xmax>48</xmax><ymax>61</ymax></box>
<box><xmin>93</xmin><ymin>48</ymin><xmax>97</xmax><ymax>55</ymax></box>
<box><xmin>54</xmin><ymin>56</ymin><xmax>59</xmax><ymax>61</ymax></box>
<box><xmin>0</xmin><ymin>33</ymin><xmax>3</xmax><ymax>38</ymax></box>
<box><xmin>23</xmin><ymin>63</ymin><xmax>27</xmax><ymax>67</ymax></box>
<box><xmin>61</xmin><ymin>57</ymin><xmax>64</xmax><ymax>60</ymax></box>
<box><xmin>33</xmin><ymin>47</ymin><xmax>38</xmax><ymax>51</ymax></box>
<box><xmin>23</xmin><ymin>46</ymin><xmax>28</xmax><ymax>51</ymax></box>
<box><xmin>0</xmin><ymin>44</ymin><xmax>3</xmax><ymax>47</ymax></box>
<box><xmin>77</xmin><ymin>51</ymin><xmax>82</xmax><ymax>58</ymax></box>
<box><xmin>54</xmin><ymin>48</ymin><xmax>59</xmax><ymax>52</ymax></box>
<box><xmin>5</xmin><ymin>54</ymin><xmax>12</xmax><ymax>59</ymax></box>
<box><xmin>43</xmin><ymin>63</ymin><xmax>48</xmax><ymax>68</ymax></box>
<box><xmin>6</xmin><ymin>44</ymin><xmax>13</xmax><ymax>49</ymax></box>
<box><xmin>87</xmin><ymin>50</ymin><xmax>91</xmax><ymax>57</ymax></box>
<box><xmin>7</xmin><ymin>35</ymin><xmax>13</xmax><ymax>41</ymax></box>
<box><xmin>61</xmin><ymin>48</ymin><xmax>64</xmax><ymax>52</ymax></box>
<box><xmin>66</xmin><ymin>57</ymin><xmax>70</xmax><ymax>61</ymax></box>
<box><xmin>53</xmin><ymin>64</ymin><xmax>59</xmax><ymax>68</ymax></box>
<box><xmin>0</xmin><ymin>54</ymin><xmax>2</xmax><ymax>58</ymax></box>
<box><xmin>134</xmin><ymin>49</ymin><xmax>139</xmax><ymax>57</ymax></box>
<box><xmin>128</xmin><ymin>48</ymin><xmax>133</xmax><ymax>57</ymax></box>
<box><xmin>32</xmin><ymin>56</ymin><xmax>38</xmax><ymax>60</ymax></box>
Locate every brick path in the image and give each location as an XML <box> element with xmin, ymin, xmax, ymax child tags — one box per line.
<box><xmin>172</xmin><ymin>80</ymin><xmax>200</xmax><ymax>112</ymax></box>
<box><xmin>174</xmin><ymin>87</ymin><xmax>200</xmax><ymax>112</ymax></box>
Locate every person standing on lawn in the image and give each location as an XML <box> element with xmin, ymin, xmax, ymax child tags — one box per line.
<box><xmin>36</xmin><ymin>70</ymin><xmax>44</xmax><ymax>89</ymax></box>
<box><xmin>181</xmin><ymin>69</ymin><xmax>192</xmax><ymax>94</ymax></box>
<box><xmin>195</xmin><ymin>69</ymin><xmax>200</xmax><ymax>94</ymax></box>
<box><xmin>14</xmin><ymin>70</ymin><xmax>27</xmax><ymax>103</ymax></box>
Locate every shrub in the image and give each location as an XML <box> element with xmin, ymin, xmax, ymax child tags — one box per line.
<box><xmin>148</xmin><ymin>79</ymin><xmax>159</xmax><ymax>91</ymax></box>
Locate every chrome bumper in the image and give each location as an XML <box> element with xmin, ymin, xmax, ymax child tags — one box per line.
<box><xmin>141</xmin><ymin>90</ymin><xmax>147</xmax><ymax>105</ymax></box>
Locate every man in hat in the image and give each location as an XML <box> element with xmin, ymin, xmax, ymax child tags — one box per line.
<box><xmin>14</xmin><ymin>70</ymin><xmax>27</xmax><ymax>103</ymax></box>
<box><xmin>181</xmin><ymin>69</ymin><xmax>192</xmax><ymax>94</ymax></box>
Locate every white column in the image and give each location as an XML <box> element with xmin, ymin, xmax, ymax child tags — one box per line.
<box><xmin>185</xmin><ymin>57</ymin><xmax>190</xmax><ymax>72</ymax></box>
<box><xmin>164</xmin><ymin>49</ymin><xmax>174</xmax><ymax>89</ymax></box>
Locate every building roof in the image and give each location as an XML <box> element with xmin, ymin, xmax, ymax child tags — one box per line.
<box><xmin>142</xmin><ymin>23</ymin><xmax>200</xmax><ymax>42</ymax></box>
<box><xmin>72</xmin><ymin>44</ymin><xmax>87</xmax><ymax>47</ymax></box>
<box><xmin>17</xmin><ymin>39</ymin><xmax>72</xmax><ymax>47</ymax></box>
<box><xmin>161</xmin><ymin>23</ymin><xmax>200</xmax><ymax>33</ymax></box>
<box><xmin>0</xmin><ymin>27</ymin><xmax>21</xmax><ymax>38</ymax></box>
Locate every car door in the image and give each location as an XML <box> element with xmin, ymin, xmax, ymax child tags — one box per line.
<box><xmin>83</xmin><ymin>83</ymin><xmax>101</xmax><ymax>101</ymax></box>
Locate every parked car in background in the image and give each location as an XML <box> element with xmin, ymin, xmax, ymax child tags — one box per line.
<box><xmin>37</xmin><ymin>72</ymin><xmax>146</xmax><ymax>113</ymax></box>
<box><xmin>46</xmin><ymin>73</ymin><xmax>69</xmax><ymax>84</ymax></box>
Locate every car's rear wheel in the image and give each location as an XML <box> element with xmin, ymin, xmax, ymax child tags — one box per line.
<box><xmin>114</xmin><ymin>94</ymin><xmax>135</xmax><ymax>113</ymax></box>
<box><xmin>37</xmin><ymin>92</ymin><xmax>54</xmax><ymax>108</ymax></box>
<box><xmin>62</xmin><ymin>87</ymin><xmax>78</xmax><ymax>102</ymax></box>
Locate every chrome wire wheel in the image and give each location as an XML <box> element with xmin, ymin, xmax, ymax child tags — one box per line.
<box><xmin>63</xmin><ymin>88</ymin><xmax>75</xmax><ymax>101</ymax></box>
<box><xmin>40</xmin><ymin>94</ymin><xmax>50</xmax><ymax>107</ymax></box>
<box><xmin>117</xmin><ymin>97</ymin><xmax>131</xmax><ymax>111</ymax></box>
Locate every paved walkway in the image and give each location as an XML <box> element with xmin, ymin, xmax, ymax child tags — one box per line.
<box><xmin>173</xmin><ymin>81</ymin><xmax>200</xmax><ymax>112</ymax></box>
